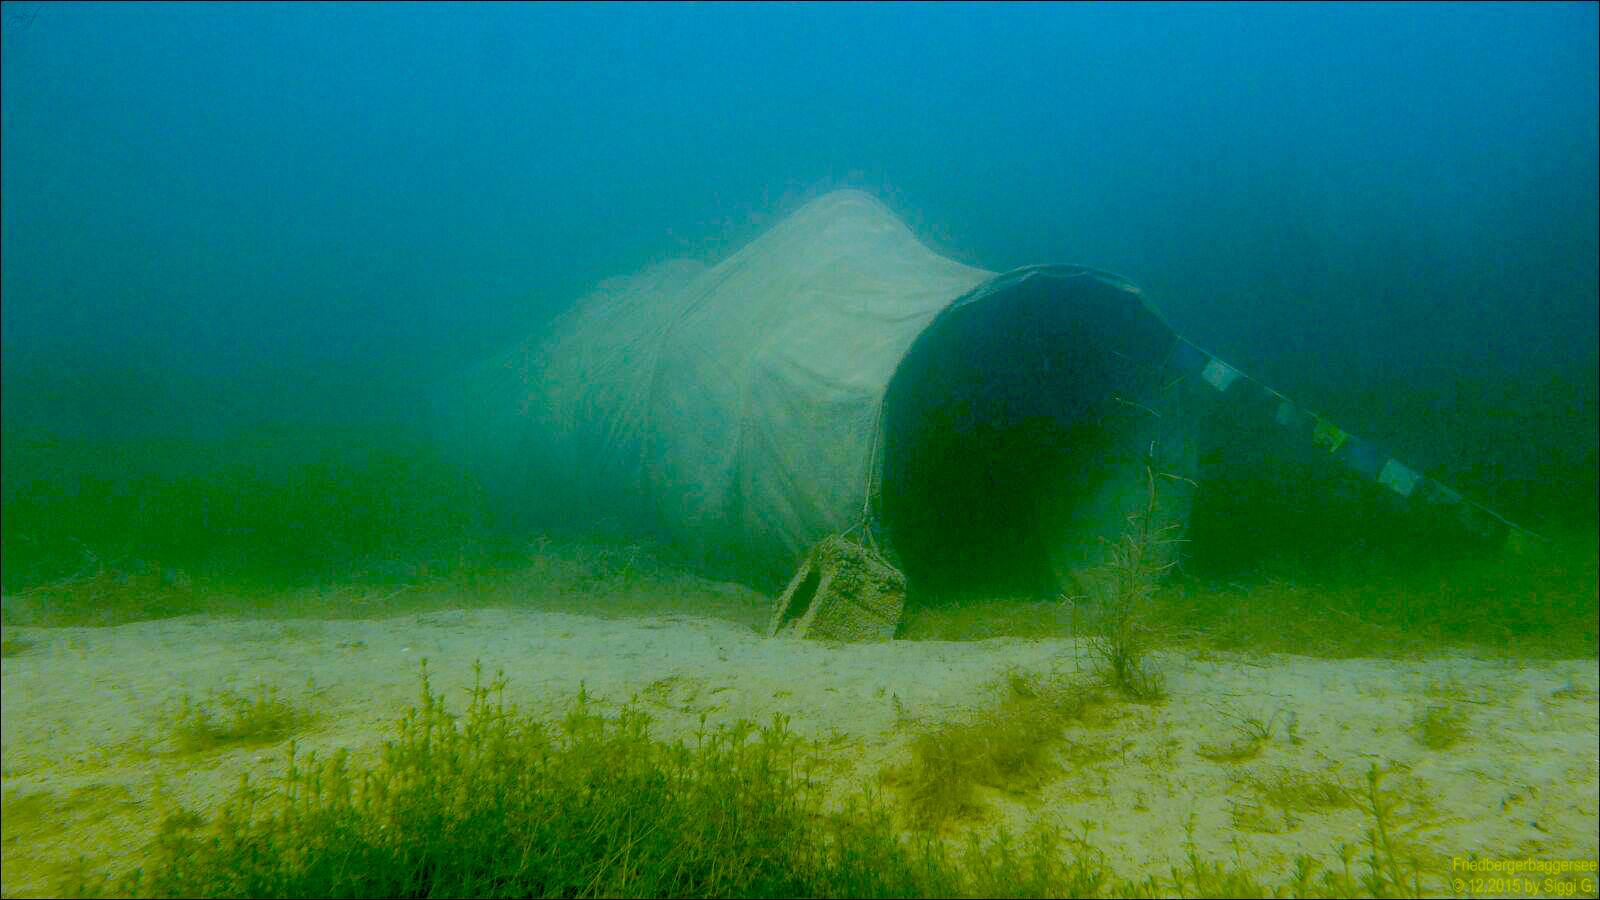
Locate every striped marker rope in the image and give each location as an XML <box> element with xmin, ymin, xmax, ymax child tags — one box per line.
<box><xmin>1166</xmin><ymin>337</ymin><xmax>1539</xmax><ymax>553</ymax></box>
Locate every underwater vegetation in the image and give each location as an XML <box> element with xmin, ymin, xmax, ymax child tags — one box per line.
<box><xmin>1075</xmin><ymin>462</ymin><xmax>1181</xmax><ymax>703</ymax></box>
<box><xmin>56</xmin><ymin>661</ymin><xmax>1473</xmax><ymax>900</ymax></box>
<box><xmin>1237</xmin><ymin>766</ymin><xmax>1355</xmax><ymax>818</ymax></box>
<box><xmin>166</xmin><ymin>685</ymin><xmax>311</xmax><ymax>755</ymax></box>
<box><xmin>1193</xmin><ymin>704</ymin><xmax>1302</xmax><ymax>765</ymax></box>
<box><xmin>2</xmin><ymin>417</ymin><xmax>1593</xmax><ymax>899</ymax></box>
<box><xmin>899</xmin><ymin>526</ymin><xmax>1598</xmax><ymax>660</ymax></box>
<box><xmin>0</xmin><ymin>629</ymin><xmax>37</xmax><ymax>657</ymax></box>
<box><xmin>0</xmin><ymin>425</ymin><xmax>490</xmax><ymax>602</ymax></box>
<box><xmin>880</xmin><ymin>669</ymin><xmax>1112</xmax><ymax>830</ymax></box>
<box><xmin>98</xmin><ymin>661</ymin><xmax>966</xmax><ymax>899</ymax></box>
<box><xmin>2</xmin><ymin>420</ymin><xmax>1594</xmax><ymax>660</ymax></box>
<box><xmin>1407</xmin><ymin>704</ymin><xmax>1470</xmax><ymax>753</ymax></box>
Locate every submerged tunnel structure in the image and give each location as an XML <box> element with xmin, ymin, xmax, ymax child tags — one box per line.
<box><xmin>437</xmin><ymin>190</ymin><xmax>1525</xmax><ymax>597</ymax></box>
<box><xmin>879</xmin><ymin>265</ymin><xmax>1200</xmax><ymax>597</ymax></box>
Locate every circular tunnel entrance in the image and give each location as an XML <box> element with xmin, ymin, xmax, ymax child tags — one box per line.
<box><xmin>879</xmin><ymin>266</ymin><xmax>1181</xmax><ymax>601</ymax></box>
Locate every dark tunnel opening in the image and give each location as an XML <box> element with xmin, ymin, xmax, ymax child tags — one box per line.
<box><xmin>879</xmin><ymin>267</ymin><xmax>1181</xmax><ymax>601</ymax></box>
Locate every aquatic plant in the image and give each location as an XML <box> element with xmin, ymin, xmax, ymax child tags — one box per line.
<box><xmin>167</xmin><ymin>685</ymin><xmax>309</xmax><ymax>754</ymax></box>
<box><xmin>1195</xmin><ymin>704</ymin><xmax>1299</xmax><ymax>763</ymax></box>
<box><xmin>0</xmin><ymin>426</ymin><xmax>492</xmax><ymax>604</ymax></box>
<box><xmin>956</xmin><ymin>823</ymin><xmax>1112</xmax><ymax>899</ymax></box>
<box><xmin>1081</xmin><ymin>462</ymin><xmax>1180</xmax><ymax>703</ymax></box>
<box><xmin>0</xmin><ymin>629</ymin><xmax>38</xmax><ymax>657</ymax></box>
<box><xmin>1156</xmin><ymin>793</ymin><xmax>1429</xmax><ymax>900</ymax></box>
<box><xmin>115</xmin><ymin>660</ymin><xmax>968</xmax><ymax>899</ymax></box>
<box><xmin>897</xmin><ymin>596</ymin><xmax>1074</xmax><ymax>641</ymax></box>
<box><xmin>68</xmin><ymin>658</ymin><xmax>1474</xmax><ymax>899</ymax></box>
<box><xmin>1353</xmin><ymin>764</ymin><xmax>1428</xmax><ymax>899</ymax></box>
<box><xmin>1240</xmin><ymin>765</ymin><xmax>1353</xmax><ymax>815</ymax></box>
<box><xmin>1195</xmin><ymin>736</ymin><xmax>1265</xmax><ymax>764</ymax></box>
<box><xmin>1408</xmin><ymin>703</ymin><xmax>1469</xmax><ymax>751</ymax></box>
<box><xmin>108</xmin><ymin>661</ymin><xmax>1162</xmax><ymax>899</ymax></box>
<box><xmin>880</xmin><ymin>669</ymin><xmax>1106</xmax><ymax>829</ymax></box>
<box><xmin>896</xmin><ymin>525</ymin><xmax>1598</xmax><ymax>659</ymax></box>
<box><xmin>1164</xmin><ymin>527</ymin><xmax>1599</xmax><ymax>660</ymax></box>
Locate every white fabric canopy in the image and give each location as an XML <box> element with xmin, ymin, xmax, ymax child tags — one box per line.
<box><xmin>438</xmin><ymin>191</ymin><xmax>995</xmax><ymax>575</ymax></box>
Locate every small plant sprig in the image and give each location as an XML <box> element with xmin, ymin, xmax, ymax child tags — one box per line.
<box><xmin>1356</xmin><ymin>764</ymin><xmax>1428</xmax><ymax>899</ymax></box>
<box><xmin>1083</xmin><ymin>459</ymin><xmax>1187</xmax><ymax>703</ymax></box>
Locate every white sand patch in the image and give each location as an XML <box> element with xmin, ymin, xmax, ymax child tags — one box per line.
<box><xmin>3</xmin><ymin>609</ymin><xmax>1596</xmax><ymax>897</ymax></box>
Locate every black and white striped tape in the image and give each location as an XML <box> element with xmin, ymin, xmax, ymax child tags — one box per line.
<box><xmin>1167</xmin><ymin>337</ymin><xmax>1536</xmax><ymax>552</ymax></box>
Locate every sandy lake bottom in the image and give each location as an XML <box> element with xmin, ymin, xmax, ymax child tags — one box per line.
<box><xmin>3</xmin><ymin>606</ymin><xmax>1597</xmax><ymax>898</ymax></box>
